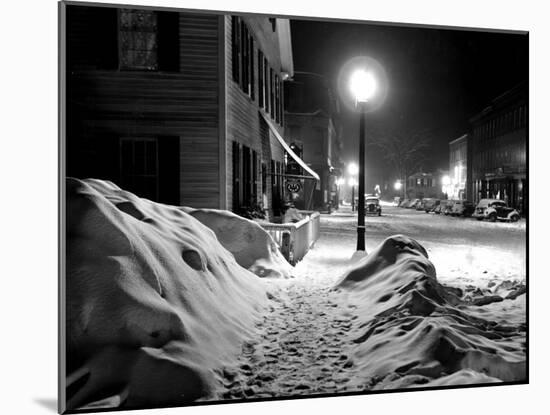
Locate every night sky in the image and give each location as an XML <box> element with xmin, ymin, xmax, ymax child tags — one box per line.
<box><xmin>289</xmin><ymin>19</ymin><xmax>528</xmax><ymax>185</ymax></box>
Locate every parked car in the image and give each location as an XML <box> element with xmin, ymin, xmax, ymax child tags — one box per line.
<box><xmin>433</xmin><ymin>199</ymin><xmax>449</xmax><ymax>214</ymax></box>
<box><xmin>407</xmin><ymin>198</ymin><xmax>421</xmax><ymax>208</ymax></box>
<box><xmin>415</xmin><ymin>199</ymin><xmax>427</xmax><ymax>211</ymax></box>
<box><xmin>451</xmin><ymin>200</ymin><xmax>475</xmax><ymax>217</ymax></box>
<box><xmin>399</xmin><ymin>198</ymin><xmax>410</xmax><ymax>207</ymax></box>
<box><xmin>472</xmin><ymin>199</ymin><xmax>520</xmax><ymax>222</ymax></box>
<box><xmin>422</xmin><ymin>198</ymin><xmax>440</xmax><ymax>213</ymax></box>
<box><xmin>365</xmin><ymin>196</ymin><xmax>382</xmax><ymax>216</ymax></box>
<box><xmin>443</xmin><ymin>200</ymin><xmax>455</xmax><ymax>215</ymax></box>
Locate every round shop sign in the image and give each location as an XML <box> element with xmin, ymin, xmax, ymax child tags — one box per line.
<box><xmin>286</xmin><ymin>179</ymin><xmax>302</xmax><ymax>193</ymax></box>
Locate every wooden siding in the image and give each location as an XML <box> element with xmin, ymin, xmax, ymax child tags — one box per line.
<box><xmin>224</xmin><ymin>15</ymin><xmax>286</xmax><ymax>214</ymax></box>
<box><xmin>178</xmin><ymin>13</ymin><xmax>220</xmax><ymax>208</ymax></box>
<box><xmin>67</xmin><ymin>8</ymin><xmax>221</xmax><ymax>209</ymax></box>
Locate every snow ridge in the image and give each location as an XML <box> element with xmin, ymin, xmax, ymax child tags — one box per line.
<box><xmin>334</xmin><ymin>234</ymin><xmax>526</xmax><ymax>389</ymax></box>
<box><xmin>65</xmin><ymin>178</ymin><xmax>269</xmax><ymax>410</ymax></box>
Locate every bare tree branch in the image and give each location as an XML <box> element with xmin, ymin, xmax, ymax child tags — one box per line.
<box><xmin>367</xmin><ymin>124</ymin><xmax>433</xmax><ymax>183</ymax></box>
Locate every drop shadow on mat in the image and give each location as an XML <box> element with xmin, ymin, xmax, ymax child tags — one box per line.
<box><xmin>34</xmin><ymin>398</ymin><xmax>57</xmax><ymax>412</ymax></box>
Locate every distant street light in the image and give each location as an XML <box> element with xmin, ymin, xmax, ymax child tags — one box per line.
<box><xmin>348</xmin><ymin>178</ymin><xmax>357</xmax><ymax>186</ymax></box>
<box><xmin>394</xmin><ymin>181</ymin><xmax>402</xmax><ymax>191</ymax></box>
<box><xmin>348</xmin><ymin>163</ymin><xmax>359</xmax><ymax>176</ymax></box>
<box><xmin>338</xmin><ymin>56</ymin><xmax>388</xmax><ymax>252</ymax></box>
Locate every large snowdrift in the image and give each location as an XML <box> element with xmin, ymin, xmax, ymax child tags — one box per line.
<box><xmin>65</xmin><ymin>178</ymin><xmax>269</xmax><ymax>410</ymax></box>
<box><xmin>181</xmin><ymin>208</ymin><xmax>292</xmax><ymax>279</ymax></box>
<box><xmin>334</xmin><ymin>234</ymin><xmax>526</xmax><ymax>389</ymax></box>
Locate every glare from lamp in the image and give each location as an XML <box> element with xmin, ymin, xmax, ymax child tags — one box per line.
<box><xmin>348</xmin><ymin>162</ymin><xmax>359</xmax><ymax>176</ymax></box>
<box><xmin>350</xmin><ymin>69</ymin><xmax>377</xmax><ymax>104</ymax></box>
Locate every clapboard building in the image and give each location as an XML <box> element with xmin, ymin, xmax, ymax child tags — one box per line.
<box><xmin>64</xmin><ymin>4</ymin><xmax>313</xmax><ymax>218</ymax></box>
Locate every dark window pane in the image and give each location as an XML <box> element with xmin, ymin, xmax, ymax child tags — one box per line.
<box><xmin>119</xmin><ymin>9</ymin><xmax>158</xmax><ymax>71</ymax></box>
<box><xmin>134</xmin><ymin>140</ymin><xmax>146</xmax><ymax>175</ymax></box>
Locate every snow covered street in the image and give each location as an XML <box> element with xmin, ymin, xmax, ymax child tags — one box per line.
<box><xmin>321</xmin><ymin>204</ymin><xmax>526</xmax><ymax>285</ymax></box>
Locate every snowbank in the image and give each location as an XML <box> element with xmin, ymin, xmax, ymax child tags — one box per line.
<box><xmin>334</xmin><ymin>235</ymin><xmax>526</xmax><ymax>389</ymax></box>
<box><xmin>181</xmin><ymin>208</ymin><xmax>292</xmax><ymax>279</ymax></box>
<box><xmin>65</xmin><ymin>178</ymin><xmax>269</xmax><ymax>410</ymax></box>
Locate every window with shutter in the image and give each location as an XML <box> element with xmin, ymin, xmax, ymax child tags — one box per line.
<box><xmin>249</xmin><ymin>36</ymin><xmax>255</xmax><ymax>100</ymax></box>
<box><xmin>232</xmin><ymin>141</ymin><xmax>241</xmax><ymax>210</ymax></box>
<box><xmin>231</xmin><ymin>16</ymin><xmax>240</xmax><ymax>83</ymax></box>
<box><xmin>120</xmin><ymin>137</ymin><xmax>159</xmax><ymax>201</ymax></box>
<box><xmin>258</xmin><ymin>50</ymin><xmax>264</xmax><ymax>108</ymax></box>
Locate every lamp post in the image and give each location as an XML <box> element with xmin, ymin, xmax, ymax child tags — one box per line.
<box><xmin>338</xmin><ymin>55</ymin><xmax>387</xmax><ymax>253</ymax></box>
<box><xmin>350</xmin><ymin>69</ymin><xmax>377</xmax><ymax>251</ymax></box>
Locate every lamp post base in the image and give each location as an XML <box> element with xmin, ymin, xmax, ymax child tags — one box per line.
<box><xmin>356</xmin><ymin>225</ymin><xmax>366</xmax><ymax>251</ymax></box>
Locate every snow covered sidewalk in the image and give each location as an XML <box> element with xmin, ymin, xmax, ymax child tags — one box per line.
<box><xmin>222</xmin><ymin>231</ymin><xmax>363</xmax><ymax>399</ymax></box>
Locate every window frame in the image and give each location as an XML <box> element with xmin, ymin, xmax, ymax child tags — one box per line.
<box><xmin>118</xmin><ymin>8</ymin><xmax>159</xmax><ymax>72</ymax></box>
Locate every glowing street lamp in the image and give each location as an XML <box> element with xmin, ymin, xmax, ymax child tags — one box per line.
<box><xmin>348</xmin><ymin>162</ymin><xmax>359</xmax><ymax>176</ymax></box>
<box><xmin>350</xmin><ymin>69</ymin><xmax>377</xmax><ymax>105</ymax></box>
<box><xmin>350</xmin><ymin>70</ymin><xmax>378</xmax><ymax>251</ymax></box>
<box><xmin>338</xmin><ymin>56</ymin><xmax>388</xmax><ymax>253</ymax></box>
<box><xmin>394</xmin><ymin>181</ymin><xmax>402</xmax><ymax>191</ymax></box>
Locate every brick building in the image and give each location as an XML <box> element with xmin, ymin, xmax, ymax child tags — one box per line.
<box><xmin>468</xmin><ymin>83</ymin><xmax>527</xmax><ymax>214</ymax></box>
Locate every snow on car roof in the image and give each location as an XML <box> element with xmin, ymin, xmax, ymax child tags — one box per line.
<box><xmin>477</xmin><ymin>198</ymin><xmax>505</xmax><ymax>205</ymax></box>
